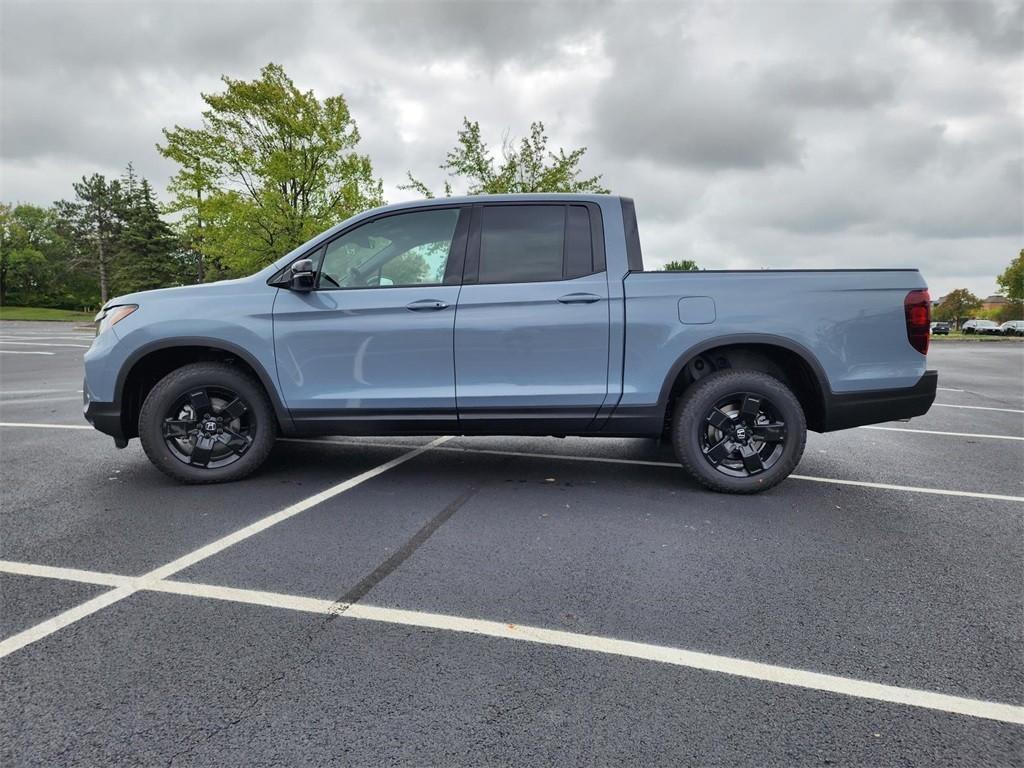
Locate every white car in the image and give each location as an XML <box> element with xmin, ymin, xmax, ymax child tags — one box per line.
<box><xmin>999</xmin><ymin>320</ymin><xmax>1024</xmax><ymax>337</ymax></box>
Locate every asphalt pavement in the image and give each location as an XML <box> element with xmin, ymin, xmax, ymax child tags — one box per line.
<box><xmin>1</xmin><ymin>321</ymin><xmax>1022</xmax><ymax>766</ymax></box>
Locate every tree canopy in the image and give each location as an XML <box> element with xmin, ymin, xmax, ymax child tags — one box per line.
<box><xmin>662</xmin><ymin>260</ymin><xmax>700</xmax><ymax>271</ymax></box>
<box><xmin>933</xmin><ymin>288</ymin><xmax>982</xmax><ymax>328</ymax></box>
<box><xmin>158</xmin><ymin>63</ymin><xmax>384</xmax><ymax>275</ymax></box>
<box><xmin>403</xmin><ymin>118</ymin><xmax>609</xmax><ymax>197</ymax></box>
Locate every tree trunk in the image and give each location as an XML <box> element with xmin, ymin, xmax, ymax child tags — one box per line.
<box><xmin>98</xmin><ymin>239</ymin><xmax>109</xmax><ymax>304</ymax></box>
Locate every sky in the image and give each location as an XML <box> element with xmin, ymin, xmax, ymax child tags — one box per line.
<box><xmin>1</xmin><ymin>0</ymin><xmax>1021</xmax><ymax>298</ymax></box>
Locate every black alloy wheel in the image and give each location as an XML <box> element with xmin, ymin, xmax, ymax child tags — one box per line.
<box><xmin>672</xmin><ymin>368</ymin><xmax>807</xmax><ymax>494</ymax></box>
<box><xmin>139</xmin><ymin>362</ymin><xmax>276</xmax><ymax>484</ymax></box>
<box><xmin>699</xmin><ymin>392</ymin><xmax>787</xmax><ymax>478</ymax></box>
<box><xmin>161</xmin><ymin>386</ymin><xmax>255</xmax><ymax>469</ymax></box>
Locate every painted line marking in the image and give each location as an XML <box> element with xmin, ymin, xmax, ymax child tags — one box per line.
<box><xmin>0</xmin><ymin>422</ymin><xmax>92</xmax><ymax>430</ymax></box>
<box><xmin>859</xmin><ymin>425</ymin><xmax>1024</xmax><ymax>441</ymax></box>
<box><xmin>0</xmin><ymin>350</ymin><xmax>55</xmax><ymax>356</ymax></box>
<box><xmin>282</xmin><ymin>438</ymin><xmax>1024</xmax><ymax>504</ymax></box>
<box><xmin>0</xmin><ymin>340</ymin><xmax>89</xmax><ymax>348</ymax></box>
<box><xmin>0</xmin><ymin>422</ymin><xmax>1019</xmax><ymax>503</ymax></box>
<box><xmin>933</xmin><ymin>403</ymin><xmax>1024</xmax><ymax>414</ymax></box>
<box><xmin>0</xmin><ymin>389</ymin><xmax>80</xmax><ymax>396</ymax></box>
<box><xmin>0</xmin><ymin>396</ymin><xmax>85</xmax><ymax>406</ymax></box>
<box><xmin>0</xmin><ymin>436</ymin><xmax>450</xmax><ymax>660</ymax></box>
<box><xmin>936</xmin><ymin>387</ymin><xmax>965</xmax><ymax>392</ymax></box>
<box><xmin>0</xmin><ymin>560</ymin><xmax>134</xmax><ymax>588</ymax></box>
<box><xmin>0</xmin><ymin>560</ymin><xmax>1021</xmax><ymax>726</ymax></box>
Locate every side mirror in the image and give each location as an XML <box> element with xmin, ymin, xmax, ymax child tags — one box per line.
<box><xmin>288</xmin><ymin>259</ymin><xmax>315</xmax><ymax>292</ymax></box>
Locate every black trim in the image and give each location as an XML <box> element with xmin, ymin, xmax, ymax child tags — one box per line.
<box><xmin>83</xmin><ymin>400</ymin><xmax>128</xmax><ymax>447</ymax></box>
<box><xmin>655</xmin><ymin>333</ymin><xmax>831</xmax><ymax>415</ymax></box>
<box><xmin>620</xmin><ymin>197</ymin><xmax>643</xmax><ymax>272</ymax></box>
<box><xmin>821</xmin><ymin>370</ymin><xmax>937</xmax><ymax>432</ymax></box>
<box><xmin>290</xmin><ymin>408</ymin><xmax>458</xmax><ymax>436</ymax></box>
<box><xmin>114</xmin><ymin>337</ymin><xmax>294</xmax><ymax>436</ymax></box>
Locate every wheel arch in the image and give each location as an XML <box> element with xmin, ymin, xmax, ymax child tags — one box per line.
<box><xmin>658</xmin><ymin>334</ymin><xmax>830</xmax><ymax>433</ymax></box>
<box><xmin>115</xmin><ymin>337</ymin><xmax>292</xmax><ymax>440</ymax></box>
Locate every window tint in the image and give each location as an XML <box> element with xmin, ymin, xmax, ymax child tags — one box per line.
<box><xmin>564</xmin><ymin>206</ymin><xmax>593</xmax><ymax>279</ymax></box>
<box><xmin>319</xmin><ymin>208</ymin><xmax>459</xmax><ymax>288</ymax></box>
<box><xmin>479</xmin><ymin>205</ymin><xmax>565</xmax><ymax>284</ymax></box>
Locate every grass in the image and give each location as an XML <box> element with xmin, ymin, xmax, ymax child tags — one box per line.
<box><xmin>0</xmin><ymin>305</ymin><xmax>96</xmax><ymax>322</ymax></box>
<box><xmin>932</xmin><ymin>330</ymin><xmax>1023</xmax><ymax>342</ymax></box>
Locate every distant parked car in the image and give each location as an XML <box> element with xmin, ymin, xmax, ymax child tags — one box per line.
<box><xmin>962</xmin><ymin>319</ymin><xmax>1000</xmax><ymax>335</ymax></box>
<box><xmin>930</xmin><ymin>321</ymin><xmax>950</xmax><ymax>335</ymax></box>
<box><xmin>999</xmin><ymin>320</ymin><xmax>1024</xmax><ymax>337</ymax></box>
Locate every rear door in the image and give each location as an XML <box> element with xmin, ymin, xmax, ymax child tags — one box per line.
<box><xmin>273</xmin><ymin>206</ymin><xmax>468</xmax><ymax>433</ymax></box>
<box><xmin>454</xmin><ymin>202</ymin><xmax>610</xmax><ymax>433</ymax></box>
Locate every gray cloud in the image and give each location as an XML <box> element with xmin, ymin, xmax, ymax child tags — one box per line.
<box><xmin>0</xmin><ymin>0</ymin><xmax>1020</xmax><ymax>299</ymax></box>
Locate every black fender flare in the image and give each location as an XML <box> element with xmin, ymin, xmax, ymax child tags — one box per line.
<box><xmin>656</xmin><ymin>332</ymin><xmax>832</xmax><ymax>418</ymax></box>
<box><xmin>115</xmin><ymin>336</ymin><xmax>294</xmax><ymax>433</ymax></box>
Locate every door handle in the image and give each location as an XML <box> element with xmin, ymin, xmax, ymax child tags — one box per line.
<box><xmin>557</xmin><ymin>292</ymin><xmax>601</xmax><ymax>304</ymax></box>
<box><xmin>406</xmin><ymin>299</ymin><xmax>449</xmax><ymax>311</ymax></box>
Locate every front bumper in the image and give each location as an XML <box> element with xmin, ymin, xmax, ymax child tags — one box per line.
<box><xmin>83</xmin><ymin>389</ymin><xmax>128</xmax><ymax>448</ymax></box>
<box><xmin>820</xmin><ymin>370</ymin><xmax>938</xmax><ymax>432</ymax></box>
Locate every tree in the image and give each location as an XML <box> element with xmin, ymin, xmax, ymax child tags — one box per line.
<box><xmin>56</xmin><ymin>173</ymin><xmax>123</xmax><ymax>304</ymax></box>
<box><xmin>934</xmin><ymin>288</ymin><xmax>982</xmax><ymax>329</ymax></box>
<box><xmin>114</xmin><ymin>177</ymin><xmax>183</xmax><ymax>294</ymax></box>
<box><xmin>403</xmin><ymin>118</ymin><xmax>609</xmax><ymax>197</ymax></box>
<box><xmin>663</xmin><ymin>260</ymin><xmax>700</xmax><ymax>271</ymax></box>
<box><xmin>996</xmin><ymin>250</ymin><xmax>1023</xmax><ymax>320</ymax></box>
<box><xmin>158</xmin><ymin>63</ymin><xmax>384</xmax><ymax>275</ymax></box>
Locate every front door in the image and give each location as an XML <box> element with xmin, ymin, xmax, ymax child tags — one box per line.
<box><xmin>273</xmin><ymin>206</ymin><xmax>468</xmax><ymax>433</ymax></box>
<box><xmin>455</xmin><ymin>203</ymin><xmax>611</xmax><ymax>434</ymax></box>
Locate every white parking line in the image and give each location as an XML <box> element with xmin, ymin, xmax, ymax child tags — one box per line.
<box><xmin>933</xmin><ymin>403</ymin><xmax>1024</xmax><ymax>414</ymax></box>
<box><xmin>0</xmin><ymin>422</ymin><xmax>92</xmax><ymax>429</ymax></box>
<box><xmin>0</xmin><ymin>389</ymin><xmax>81</xmax><ymax>396</ymax></box>
<box><xmin>0</xmin><ymin>350</ymin><xmax>55</xmax><ymax>356</ymax></box>
<box><xmin>1</xmin><ymin>558</ymin><xmax>1021</xmax><ymax>726</ymax></box>
<box><xmin>0</xmin><ymin>340</ymin><xmax>90</xmax><ymax>348</ymax></box>
<box><xmin>0</xmin><ymin>436</ymin><xmax>450</xmax><ymax>660</ymax></box>
<box><xmin>2</xmin><ymin>422</ymin><xmax>1021</xmax><ymax>503</ymax></box>
<box><xmin>283</xmin><ymin>438</ymin><xmax>1024</xmax><ymax>504</ymax></box>
<box><xmin>860</xmin><ymin>425</ymin><xmax>1024</xmax><ymax>441</ymax></box>
<box><xmin>936</xmin><ymin>387</ymin><xmax>965</xmax><ymax>392</ymax></box>
<box><xmin>0</xmin><ymin>396</ymin><xmax>84</xmax><ymax>405</ymax></box>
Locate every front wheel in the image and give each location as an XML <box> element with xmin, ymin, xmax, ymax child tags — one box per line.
<box><xmin>672</xmin><ymin>369</ymin><xmax>807</xmax><ymax>494</ymax></box>
<box><xmin>138</xmin><ymin>362</ymin><xmax>277</xmax><ymax>484</ymax></box>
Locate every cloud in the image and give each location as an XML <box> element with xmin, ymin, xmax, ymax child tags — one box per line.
<box><xmin>0</xmin><ymin>0</ymin><xmax>1020</xmax><ymax>299</ymax></box>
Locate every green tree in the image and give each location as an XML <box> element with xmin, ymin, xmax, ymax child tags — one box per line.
<box><xmin>663</xmin><ymin>259</ymin><xmax>700</xmax><ymax>271</ymax></box>
<box><xmin>114</xmin><ymin>176</ymin><xmax>183</xmax><ymax>294</ymax></box>
<box><xmin>55</xmin><ymin>173</ymin><xmax>123</xmax><ymax>304</ymax></box>
<box><xmin>934</xmin><ymin>288</ymin><xmax>982</xmax><ymax>329</ymax></box>
<box><xmin>158</xmin><ymin>63</ymin><xmax>384</xmax><ymax>275</ymax></box>
<box><xmin>996</xmin><ymin>250</ymin><xmax>1023</xmax><ymax>320</ymax></box>
<box><xmin>403</xmin><ymin>118</ymin><xmax>609</xmax><ymax>197</ymax></box>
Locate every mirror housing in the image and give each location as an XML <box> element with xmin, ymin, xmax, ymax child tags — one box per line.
<box><xmin>288</xmin><ymin>259</ymin><xmax>315</xmax><ymax>292</ymax></box>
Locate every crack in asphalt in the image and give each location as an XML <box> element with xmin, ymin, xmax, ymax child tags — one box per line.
<box><xmin>164</xmin><ymin>485</ymin><xmax>479</xmax><ymax>767</ymax></box>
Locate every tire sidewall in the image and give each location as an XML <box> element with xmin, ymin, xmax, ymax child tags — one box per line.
<box><xmin>139</xmin><ymin>363</ymin><xmax>276</xmax><ymax>484</ymax></box>
<box><xmin>673</xmin><ymin>370</ymin><xmax>806</xmax><ymax>494</ymax></box>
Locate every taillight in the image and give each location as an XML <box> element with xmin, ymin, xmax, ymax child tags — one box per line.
<box><xmin>905</xmin><ymin>289</ymin><xmax>930</xmax><ymax>355</ymax></box>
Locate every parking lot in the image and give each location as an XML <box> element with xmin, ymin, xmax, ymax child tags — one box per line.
<box><xmin>0</xmin><ymin>320</ymin><xmax>1021</xmax><ymax>766</ymax></box>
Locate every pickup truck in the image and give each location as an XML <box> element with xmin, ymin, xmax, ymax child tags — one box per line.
<box><xmin>84</xmin><ymin>194</ymin><xmax>937</xmax><ymax>493</ymax></box>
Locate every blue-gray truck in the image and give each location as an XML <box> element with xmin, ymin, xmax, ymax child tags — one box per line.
<box><xmin>84</xmin><ymin>194</ymin><xmax>937</xmax><ymax>493</ymax></box>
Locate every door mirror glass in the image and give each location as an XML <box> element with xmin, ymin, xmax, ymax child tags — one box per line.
<box><xmin>288</xmin><ymin>258</ymin><xmax>315</xmax><ymax>292</ymax></box>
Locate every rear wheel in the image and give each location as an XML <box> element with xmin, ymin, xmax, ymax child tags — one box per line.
<box><xmin>138</xmin><ymin>362</ymin><xmax>276</xmax><ymax>484</ymax></box>
<box><xmin>672</xmin><ymin>369</ymin><xmax>806</xmax><ymax>494</ymax></box>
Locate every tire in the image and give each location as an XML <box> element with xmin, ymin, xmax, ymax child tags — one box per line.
<box><xmin>138</xmin><ymin>362</ymin><xmax>277</xmax><ymax>484</ymax></box>
<box><xmin>671</xmin><ymin>369</ymin><xmax>807</xmax><ymax>494</ymax></box>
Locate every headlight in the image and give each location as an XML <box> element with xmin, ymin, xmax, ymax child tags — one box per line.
<box><xmin>94</xmin><ymin>304</ymin><xmax>138</xmax><ymax>336</ymax></box>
